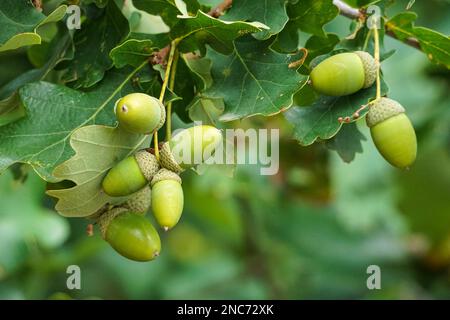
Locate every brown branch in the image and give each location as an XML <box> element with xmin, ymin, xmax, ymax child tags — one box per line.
<box><xmin>208</xmin><ymin>0</ymin><xmax>233</xmax><ymax>18</ymax></box>
<box><xmin>332</xmin><ymin>0</ymin><xmax>422</xmax><ymax>51</ymax></box>
<box><xmin>32</xmin><ymin>0</ymin><xmax>43</xmax><ymax>12</ymax></box>
<box><xmin>151</xmin><ymin>46</ymin><xmax>170</xmax><ymax>65</ymax></box>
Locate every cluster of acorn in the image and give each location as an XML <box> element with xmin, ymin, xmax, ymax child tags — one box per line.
<box><xmin>93</xmin><ymin>93</ymin><xmax>222</xmax><ymax>262</ymax></box>
<box><xmin>309</xmin><ymin>51</ymin><xmax>417</xmax><ymax>169</ymax></box>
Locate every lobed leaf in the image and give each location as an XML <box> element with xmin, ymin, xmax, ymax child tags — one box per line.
<box><xmin>0</xmin><ymin>66</ymin><xmax>149</xmax><ymax>182</ymax></box>
<box><xmin>222</xmin><ymin>0</ymin><xmax>288</xmax><ymax>40</ymax></box>
<box><xmin>47</xmin><ymin>125</ymin><xmax>149</xmax><ymax>217</ymax></box>
<box><xmin>204</xmin><ymin>37</ymin><xmax>307</xmax><ymax>121</ymax></box>
<box><xmin>0</xmin><ymin>28</ymin><xmax>73</xmax><ymax>126</ymax></box>
<box><xmin>110</xmin><ymin>39</ymin><xmax>157</xmax><ymax>68</ymax></box>
<box><xmin>286</xmin><ymin>0</ymin><xmax>339</xmax><ymax>38</ymax></box>
<box><xmin>285</xmin><ymin>78</ymin><xmax>388</xmax><ymax>146</ymax></box>
<box><xmin>171</xmin><ymin>11</ymin><xmax>268</xmax><ymax>55</ymax></box>
<box><xmin>387</xmin><ymin>12</ymin><xmax>450</xmax><ymax>68</ymax></box>
<box><xmin>0</xmin><ymin>2</ymin><xmax>67</xmax><ymax>52</ymax></box>
<box><xmin>62</xmin><ymin>1</ymin><xmax>130</xmax><ymax>88</ymax></box>
<box><xmin>326</xmin><ymin>122</ymin><xmax>367</xmax><ymax>163</ymax></box>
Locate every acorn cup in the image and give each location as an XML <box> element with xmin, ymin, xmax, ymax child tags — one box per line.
<box><xmin>151</xmin><ymin>168</ymin><xmax>184</xmax><ymax>231</ymax></box>
<box><xmin>366</xmin><ymin>97</ymin><xmax>417</xmax><ymax>169</ymax></box>
<box><xmin>124</xmin><ymin>185</ymin><xmax>151</xmax><ymax>214</ymax></box>
<box><xmin>115</xmin><ymin>93</ymin><xmax>166</xmax><ymax>134</ymax></box>
<box><xmin>98</xmin><ymin>207</ymin><xmax>161</xmax><ymax>262</ymax></box>
<box><xmin>159</xmin><ymin>125</ymin><xmax>223</xmax><ymax>173</ymax></box>
<box><xmin>102</xmin><ymin>150</ymin><xmax>159</xmax><ymax>197</ymax></box>
<box><xmin>310</xmin><ymin>51</ymin><xmax>378</xmax><ymax>96</ymax></box>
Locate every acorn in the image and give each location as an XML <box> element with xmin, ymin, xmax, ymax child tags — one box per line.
<box><xmin>151</xmin><ymin>168</ymin><xmax>184</xmax><ymax>231</ymax></box>
<box><xmin>160</xmin><ymin>125</ymin><xmax>222</xmax><ymax>173</ymax></box>
<box><xmin>98</xmin><ymin>208</ymin><xmax>161</xmax><ymax>262</ymax></box>
<box><xmin>124</xmin><ymin>185</ymin><xmax>151</xmax><ymax>214</ymax></box>
<box><xmin>310</xmin><ymin>51</ymin><xmax>378</xmax><ymax>96</ymax></box>
<box><xmin>366</xmin><ymin>97</ymin><xmax>417</xmax><ymax>169</ymax></box>
<box><xmin>102</xmin><ymin>150</ymin><xmax>159</xmax><ymax>197</ymax></box>
<box><xmin>115</xmin><ymin>93</ymin><xmax>166</xmax><ymax>134</ymax></box>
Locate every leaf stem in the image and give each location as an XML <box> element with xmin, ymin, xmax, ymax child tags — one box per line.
<box><xmin>154</xmin><ymin>39</ymin><xmax>179</xmax><ymax>160</ymax></box>
<box><xmin>159</xmin><ymin>41</ymin><xmax>178</xmax><ymax>102</ymax></box>
<box><xmin>373</xmin><ymin>25</ymin><xmax>381</xmax><ymax>101</ymax></box>
<box><xmin>362</xmin><ymin>29</ymin><xmax>372</xmax><ymax>51</ymax></box>
<box><xmin>166</xmin><ymin>49</ymin><xmax>179</xmax><ymax>141</ymax></box>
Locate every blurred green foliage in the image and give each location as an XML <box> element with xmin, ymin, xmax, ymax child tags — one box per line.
<box><xmin>0</xmin><ymin>0</ymin><xmax>449</xmax><ymax>300</ymax></box>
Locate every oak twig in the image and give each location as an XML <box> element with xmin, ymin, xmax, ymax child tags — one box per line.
<box><xmin>332</xmin><ymin>0</ymin><xmax>422</xmax><ymax>51</ymax></box>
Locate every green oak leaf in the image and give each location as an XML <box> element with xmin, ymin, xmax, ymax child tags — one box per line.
<box><xmin>222</xmin><ymin>0</ymin><xmax>288</xmax><ymax>40</ymax></box>
<box><xmin>151</xmin><ymin>55</ymin><xmax>206</xmax><ymax>122</ymax></box>
<box><xmin>285</xmin><ymin>78</ymin><xmax>388</xmax><ymax>146</ymax></box>
<box><xmin>304</xmin><ymin>33</ymin><xmax>340</xmax><ymax>64</ymax></box>
<box><xmin>0</xmin><ymin>65</ymin><xmax>150</xmax><ymax>182</ymax></box>
<box><xmin>47</xmin><ymin>125</ymin><xmax>149</xmax><ymax>218</ymax></box>
<box><xmin>188</xmin><ymin>96</ymin><xmax>224</xmax><ymax>125</ymax></box>
<box><xmin>386</xmin><ymin>12</ymin><xmax>417</xmax><ymax>41</ymax></box>
<box><xmin>0</xmin><ymin>28</ymin><xmax>72</xmax><ymax>126</ymax></box>
<box><xmin>286</xmin><ymin>0</ymin><xmax>339</xmax><ymax>38</ymax></box>
<box><xmin>0</xmin><ymin>2</ymin><xmax>67</xmax><ymax>52</ymax></box>
<box><xmin>132</xmin><ymin>67</ymin><xmax>181</xmax><ymax>104</ymax></box>
<box><xmin>121</xmin><ymin>0</ymin><xmax>171</xmax><ymax>34</ymax></box>
<box><xmin>172</xmin><ymin>56</ymin><xmax>200</xmax><ymax>122</ymax></box>
<box><xmin>145</xmin><ymin>55</ymin><xmax>214</xmax><ymax>123</ymax></box>
<box><xmin>175</xmin><ymin>0</ymin><xmax>201</xmax><ymax>15</ymax></box>
<box><xmin>204</xmin><ymin>37</ymin><xmax>307</xmax><ymax>121</ymax></box>
<box><xmin>82</xmin><ymin>0</ymin><xmax>109</xmax><ymax>8</ymax></box>
<box><xmin>270</xmin><ymin>20</ymin><xmax>300</xmax><ymax>53</ymax></box>
<box><xmin>326</xmin><ymin>122</ymin><xmax>367</xmax><ymax>163</ymax></box>
<box><xmin>184</xmin><ymin>57</ymin><xmax>213</xmax><ymax>90</ymax></box>
<box><xmin>269</xmin><ymin>1</ymin><xmax>339</xmax><ymax>53</ymax></box>
<box><xmin>0</xmin><ymin>99</ymin><xmax>26</xmax><ymax>127</ymax></box>
<box><xmin>171</xmin><ymin>11</ymin><xmax>268</xmax><ymax>55</ymax></box>
<box><xmin>127</xmin><ymin>32</ymin><xmax>171</xmax><ymax>49</ymax></box>
<box><xmin>62</xmin><ymin>1</ymin><xmax>129</xmax><ymax>88</ymax></box>
<box><xmin>288</xmin><ymin>33</ymin><xmax>341</xmax><ymax>74</ymax></box>
<box><xmin>133</xmin><ymin>0</ymin><xmax>182</xmax><ymax>27</ymax></box>
<box><xmin>110</xmin><ymin>39</ymin><xmax>156</xmax><ymax>68</ymax></box>
<box><xmin>387</xmin><ymin>12</ymin><xmax>450</xmax><ymax>68</ymax></box>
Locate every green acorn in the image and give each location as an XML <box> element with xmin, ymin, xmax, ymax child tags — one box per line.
<box><xmin>160</xmin><ymin>125</ymin><xmax>223</xmax><ymax>173</ymax></box>
<box><xmin>310</xmin><ymin>51</ymin><xmax>378</xmax><ymax>96</ymax></box>
<box><xmin>151</xmin><ymin>168</ymin><xmax>184</xmax><ymax>231</ymax></box>
<box><xmin>366</xmin><ymin>97</ymin><xmax>417</xmax><ymax>169</ymax></box>
<box><xmin>124</xmin><ymin>185</ymin><xmax>151</xmax><ymax>214</ymax></box>
<box><xmin>115</xmin><ymin>93</ymin><xmax>166</xmax><ymax>134</ymax></box>
<box><xmin>102</xmin><ymin>150</ymin><xmax>159</xmax><ymax>197</ymax></box>
<box><xmin>98</xmin><ymin>208</ymin><xmax>161</xmax><ymax>262</ymax></box>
